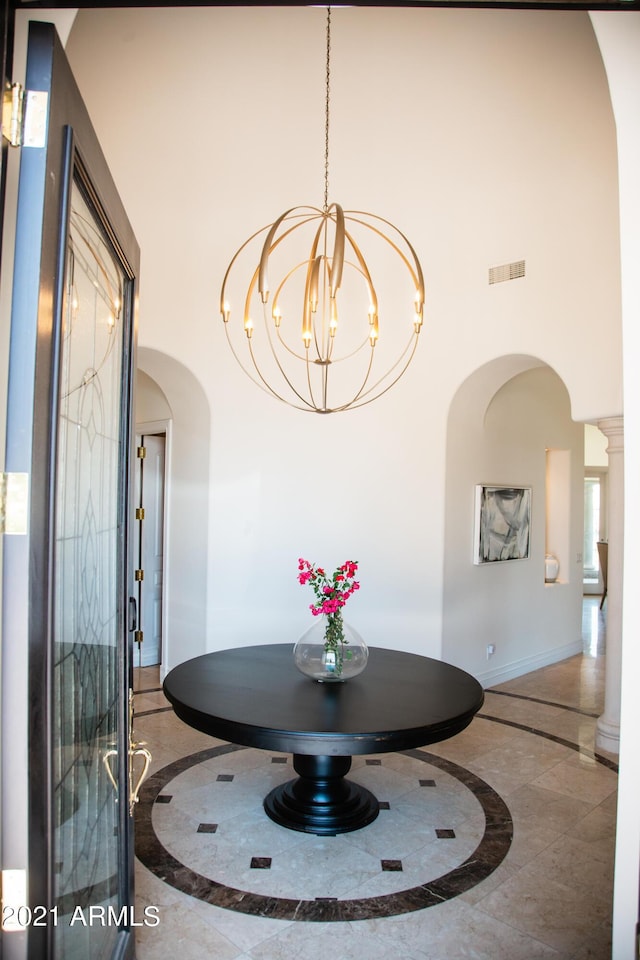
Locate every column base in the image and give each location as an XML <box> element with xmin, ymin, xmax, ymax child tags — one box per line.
<box><xmin>596</xmin><ymin>715</ymin><xmax>620</xmax><ymax>754</ymax></box>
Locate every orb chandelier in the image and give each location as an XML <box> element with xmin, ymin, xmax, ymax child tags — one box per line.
<box><xmin>220</xmin><ymin>7</ymin><xmax>425</xmax><ymax>414</ymax></box>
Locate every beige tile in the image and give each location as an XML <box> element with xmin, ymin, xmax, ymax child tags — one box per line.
<box><xmin>189</xmin><ymin>897</ymin><xmax>293</xmax><ymax>954</ymax></box>
<box><xmin>247</xmin><ymin>922</ymin><xmax>393</xmax><ymax>960</ymax></box>
<box><xmin>475</xmin><ymin>873</ymin><xmax>611</xmax><ymax>955</ymax></box>
<box><xmin>532</xmin><ymin>757</ymin><xmax>617</xmax><ymax>806</ymax></box>
<box><xmin>135</xmin><ymin>899</ymin><xmax>242</xmax><ymax>960</ymax></box>
<box><xmin>519</xmin><ymin>842</ymin><xmax>613</xmax><ymax>905</ymax></box>
<box><xmin>365</xmin><ymin>899</ymin><xmax>569</xmax><ymax>959</ymax></box>
<box><xmin>567</xmin><ymin>800</ymin><xmax>617</xmax><ymax>845</ymax></box>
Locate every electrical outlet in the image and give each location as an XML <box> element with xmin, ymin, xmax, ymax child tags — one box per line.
<box><xmin>486</xmin><ymin>643</ymin><xmax>496</xmax><ymax>659</ymax></box>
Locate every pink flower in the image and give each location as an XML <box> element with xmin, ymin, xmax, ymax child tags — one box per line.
<box><xmin>297</xmin><ymin>558</ymin><xmax>360</xmax><ymax>619</ymax></box>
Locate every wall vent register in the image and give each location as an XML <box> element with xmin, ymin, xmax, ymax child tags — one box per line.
<box><xmin>489</xmin><ymin>260</ymin><xmax>526</xmax><ymax>284</ymax></box>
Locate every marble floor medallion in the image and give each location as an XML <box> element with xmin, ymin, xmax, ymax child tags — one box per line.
<box><xmin>135</xmin><ymin>743</ymin><xmax>513</xmax><ymax>921</ymax></box>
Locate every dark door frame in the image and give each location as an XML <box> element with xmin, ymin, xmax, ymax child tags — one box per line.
<box><xmin>3</xmin><ymin>18</ymin><xmax>139</xmax><ymax>958</ymax></box>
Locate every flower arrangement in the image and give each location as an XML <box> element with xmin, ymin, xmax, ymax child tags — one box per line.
<box><xmin>297</xmin><ymin>559</ymin><xmax>360</xmax><ymax>672</ymax></box>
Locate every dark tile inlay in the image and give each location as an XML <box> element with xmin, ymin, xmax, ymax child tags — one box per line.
<box><xmin>419</xmin><ymin>779</ymin><xmax>436</xmax><ymax>787</ymax></box>
<box><xmin>135</xmin><ymin>740</ymin><xmax>514</xmax><ymax>921</ymax></box>
<box><xmin>436</xmin><ymin>828</ymin><xmax>456</xmax><ymax>839</ymax></box>
<box><xmin>250</xmin><ymin>857</ymin><xmax>272</xmax><ymax>870</ymax></box>
<box><xmin>216</xmin><ymin>774</ymin><xmax>234</xmax><ymax>782</ymax></box>
<box><xmin>155</xmin><ymin>794</ymin><xmax>172</xmax><ymax>804</ymax></box>
<box><xmin>485</xmin><ymin>688</ymin><xmax>600</xmax><ymax>719</ymax></box>
<box><xmin>378</xmin><ymin>801</ymin><xmax>391</xmax><ymax>810</ymax></box>
<box><xmin>135</xmin><ymin>706</ymin><xmax>174</xmax><ymax>718</ymax></box>
<box><xmin>365</xmin><ymin>759</ymin><xmax>382</xmax><ymax>766</ymax></box>
<box><xmin>478</xmin><ymin>713</ymin><xmax>619</xmax><ymax>773</ymax></box>
<box><xmin>381</xmin><ymin>859</ymin><xmax>403</xmax><ymax>872</ymax></box>
<box><xmin>197</xmin><ymin>823</ymin><xmax>218</xmax><ymax>834</ymax></box>
<box><xmin>271</xmin><ymin>757</ymin><xmax>287</xmax><ymax>764</ymax></box>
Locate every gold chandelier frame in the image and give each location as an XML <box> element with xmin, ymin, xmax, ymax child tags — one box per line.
<box><xmin>219</xmin><ymin>7</ymin><xmax>425</xmax><ymax>414</ymax></box>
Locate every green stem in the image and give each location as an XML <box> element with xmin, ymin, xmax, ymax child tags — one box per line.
<box><xmin>324</xmin><ymin>610</ymin><xmax>346</xmax><ymax>676</ymax></box>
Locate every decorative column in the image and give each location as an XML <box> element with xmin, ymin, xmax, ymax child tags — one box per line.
<box><xmin>596</xmin><ymin>416</ymin><xmax>624</xmax><ymax>753</ymax></box>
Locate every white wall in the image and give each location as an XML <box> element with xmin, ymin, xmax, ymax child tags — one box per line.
<box><xmin>136</xmin><ymin>369</ymin><xmax>171</xmax><ymax>424</ymax></box>
<box><xmin>62</xmin><ymin>7</ymin><xmax>622</xmax><ymax>667</ymax></box>
<box><xmin>443</xmin><ymin>363</ymin><xmax>584</xmax><ymax>684</ymax></box>
<box><xmin>584</xmin><ymin>423</ymin><xmax>608</xmax><ymax>467</ymax></box>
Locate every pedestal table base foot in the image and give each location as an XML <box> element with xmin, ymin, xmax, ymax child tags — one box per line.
<box><xmin>263</xmin><ymin>754</ymin><xmax>379</xmax><ymax>836</ymax></box>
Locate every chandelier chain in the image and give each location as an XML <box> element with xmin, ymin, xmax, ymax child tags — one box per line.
<box><xmin>323</xmin><ymin>6</ymin><xmax>331</xmax><ymax>212</ymax></box>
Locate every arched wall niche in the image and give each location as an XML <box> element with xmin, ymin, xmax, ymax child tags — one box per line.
<box><xmin>443</xmin><ymin>355</ymin><xmax>584</xmax><ymax>685</ymax></box>
<box><xmin>136</xmin><ymin>347</ymin><xmax>211</xmax><ymax>673</ymax></box>
<box><xmin>136</xmin><ymin>368</ymin><xmax>172</xmax><ymax>423</ymax></box>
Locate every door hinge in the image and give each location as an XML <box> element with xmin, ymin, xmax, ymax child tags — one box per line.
<box><xmin>0</xmin><ymin>473</ymin><xmax>28</xmax><ymax>535</ymax></box>
<box><xmin>135</xmin><ymin>507</ymin><xmax>145</xmax><ymax>520</ymax></box>
<box><xmin>137</xmin><ymin>445</ymin><xmax>146</xmax><ymax>459</ymax></box>
<box><xmin>134</xmin><ymin>569</ymin><xmax>144</xmax><ymax>581</ymax></box>
<box><xmin>2</xmin><ymin>82</ymin><xmax>24</xmax><ymax>147</ymax></box>
<box><xmin>135</xmin><ymin>630</ymin><xmax>144</xmax><ymax>644</ymax></box>
<box><xmin>2</xmin><ymin>84</ymin><xmax>48</xmax><ymax>148</ymax></box>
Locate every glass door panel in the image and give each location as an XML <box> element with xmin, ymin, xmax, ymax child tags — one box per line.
<box><xmin>53</xmin><ymin>176</ymin><xmax>128</xmax><ymax>959</ymax></box>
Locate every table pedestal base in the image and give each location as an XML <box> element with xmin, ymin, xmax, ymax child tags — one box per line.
<box><xmin>264</xmin><ymin>754</ymin><xmax>379</xmax><ymax>836</ymax></box>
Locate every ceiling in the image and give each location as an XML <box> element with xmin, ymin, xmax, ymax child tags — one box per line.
<box><xmin>13</xmin><ymin>0</ymin><xmax>640</xmax><ymax>12</ymax></box>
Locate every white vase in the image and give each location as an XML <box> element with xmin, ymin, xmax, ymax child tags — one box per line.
<box><xmin>545</xmin><ymin>554</ymin><xmax>560</xmax><ymax>582</ymax></box>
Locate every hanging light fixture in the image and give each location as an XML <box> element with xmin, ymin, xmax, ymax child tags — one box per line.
<box><xmin>220</xmin><ymin>7</ymin><xmax>425</xmax><ymax>414</ymax></box>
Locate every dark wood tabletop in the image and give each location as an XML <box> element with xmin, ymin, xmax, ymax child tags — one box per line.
<box><xmin>163</xmin><ymin>643</ymin><xmax>484</xmax><ymax>757</ymax></box>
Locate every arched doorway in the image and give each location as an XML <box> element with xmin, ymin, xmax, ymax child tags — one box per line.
<box><xmin>136</xmin><ymin>348</ymin><xmax>211</xmax><ymax>675</ymax></box>
<box><xmin>443</xmin><ymin>357</ymin><xmax>584</xmax><ymax>683</ymax></box>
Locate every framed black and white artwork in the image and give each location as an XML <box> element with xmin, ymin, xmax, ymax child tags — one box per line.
<box><xmin>474</xmin><ymin>485</ymin><xmax>531</xmax><ymax>564</ymax></box>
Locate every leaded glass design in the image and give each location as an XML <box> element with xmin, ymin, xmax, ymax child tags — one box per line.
<box><xmin>53</xmin><ymin>178</ymin><xmax>127</xmax><ymax>959</ymax></box>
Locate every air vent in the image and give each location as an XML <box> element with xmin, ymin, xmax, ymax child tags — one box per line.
<box><xmin>489</xmin><ymin>260</ymin><xmax>525</xmax><ymax>285</ymax></box>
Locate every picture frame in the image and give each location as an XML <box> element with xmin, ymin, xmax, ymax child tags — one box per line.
<box><xmin>474</xmin><ymin>485</ymin><xmax>531</xmax><ymax>564</ymax></box>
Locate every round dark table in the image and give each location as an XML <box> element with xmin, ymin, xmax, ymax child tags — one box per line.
<box><xmin>163</xmin><ymin>644</ymin><xmax>484</xmax><ymax>836</ymax></box>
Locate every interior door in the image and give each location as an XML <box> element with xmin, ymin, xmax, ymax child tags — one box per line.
<box><xmin>3</xmin><ymin>21</ymin><xmax>141</xmax><ymax>960</ymax></box>
<box><xmin>135</xmin><ymin>434</ymin><xmax>165</xmax><ymax>668</ymax></box>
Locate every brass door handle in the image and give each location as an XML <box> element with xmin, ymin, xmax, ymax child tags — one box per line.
<box><xmin>129</xmin><ymin>741</ymin><xmax>152</xmax><ymax>816</ymax></box>
<box><xmin>101</xmin><ymin>741</ymin><xmax>152</xmax><ymax>816</ymax></box>
<box><xmin>102</xmin><ymin>748</ymin><xmax>119</xmax><ymax>793</ymax></box>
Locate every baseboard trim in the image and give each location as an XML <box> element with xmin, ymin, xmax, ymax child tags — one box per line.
<box><xmin>478</xmin><ymin>638</ymin><xmax>584</xmax><ymax>688</ymax></box>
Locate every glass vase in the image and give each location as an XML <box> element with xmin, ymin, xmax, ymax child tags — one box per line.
<box><xmin>293</xmin><ymin>612</ymin><xmax>368</xmax><ymax>682</ymax></box>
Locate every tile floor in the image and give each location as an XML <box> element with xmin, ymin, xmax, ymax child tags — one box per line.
<box><xmin>132</xmin><ymin>598</ymin><xmax>616</xmax><ymax>959</ymax></box>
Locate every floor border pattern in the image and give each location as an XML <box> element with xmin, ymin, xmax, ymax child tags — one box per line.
<box><xmin>135</xmin><ymin>745</ymin><xmax>513</xmax><ymax>922</ymax></box>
